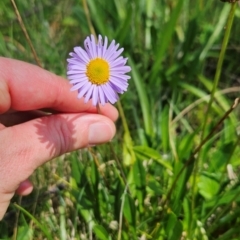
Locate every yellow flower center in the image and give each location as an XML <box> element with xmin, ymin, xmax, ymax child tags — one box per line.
<box><xmin>86</xmin><ymin>58</ymin><xmax>110</xmax><ymax>85</ymax></box>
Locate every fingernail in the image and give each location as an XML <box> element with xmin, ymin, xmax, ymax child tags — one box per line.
<box><xmin>88</xmin><ymin>122</ymin><xmax>114</xmax><ymax>145</ymax></box>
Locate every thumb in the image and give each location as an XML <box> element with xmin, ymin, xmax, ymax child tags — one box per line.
<box><xmin>0</xmin><ymin>113</ymin><xmax>115</xmax><ymax>220</ymax></box>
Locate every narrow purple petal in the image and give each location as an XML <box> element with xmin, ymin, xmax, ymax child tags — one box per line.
<box><xmin>97</xmin><ymin>35</ymin><xmax>103</xmax><ymax>58</ymax></box>
<box><xmin>92</xmin><ymin>85</ymin><xmax>99</xmax><ymax>106</ymax></box>
<box><xmin>102</xmin><ymin>83</ymin><xmax>119</xmax><ymax>104</ymax></box>
<box><xmin>87</xmin><ymin>36</ymin><xmax>95</xmax><ymax>58</ymax></box>
<box><xmin>111</xmin><ymin>66</ymin><xmax>131</xmax><ymax>73</ymax></box>
<box><xmin>68</xmin><ymin>74</ymin><xmax>87</xmax><ymax>80</ymax></box>
<box><xmin>90</xmin><ymin>35</ymin><xmax>97</xmax><ymax>58</ymax></box>
<box><xmin>69</xmin><ymin>77</ymin><xmax>88</xmax><ymax>84</ymax></box>
<box><xmin>98</xmin><ymin>35</ymin><xmax>103</xmax><ymax>45</ymax></box>
<box><xmin>70</xmin><ymin>81</ymin><xmax>87</xmax><ymax>91</ymax></box>
<box><xmin>110</xmin><ymin>72</ymin><xmax>131</xmax><ymax>80</ymax></box>
<box><xmin>102</xmin><ymin>36</ymin><xmax>108</xmax><ymax>58</ymax></box>
<box><xmin>109</xmin><ymin>81</ymin><xmax>124</xmax><ymax>93</ymax></box>
<box><xmin>120</xmin><ymin>57</ymin><xmax>128</xmax><ymax>66</ymax></box>
<box><xmin>68</xmin><ymin>64</ymin><xmax>86</xmax><ymax>71</ymax></box>
<box><xmin>98</xmin><ymin>85</ymin><xmax>106</xmax><ymax>105</ymax></box>
<box><xmin>67</xmin><ymin>58</ymin><xmax>84</xmax><ymax>65</ymax></box>
<box><xmin>84</xmin><ymin>37</ymin><xmax>93</xmax><ymax>58</ymax></box>
<box><xmin>74</xmin><ymin>47</ymin><xmax>89</xmax><ymax>63</ymax></box>
<box><xmin>109</xmin><ymin>76</ymin><xmax>128</xmax><ymax>90</ymax></box>
<box><xmin>103</xmin><ymin>40</ymin><xmax>116</xmax><ymax>59</ymax></box>
<box><xmin>108</xmin><ymin>48</ymin><xmax>124</xmax><ymax>62</ymax></box>
<box><xmin>68</xmin><ymin>53</ymin><xmax>85</xmax><ymax>64</ymax></box>
<box><xmin>110</xmin><ymin>56</ymin><xmax>124</xmax><ymax>68</ymax></box>
<box><xmin>67</xmin><ymin>69</ymin><xmax>86</xmax><ymax>75</ymax></box>
<box><xmin>84</xmin><ymin>84</ymin><xmax>94</xmax><ymax>103</ymax></box>
<box><xmin>77</xmin><ymin>81</ymin><xmax>91</xmax><ymax>99</ymax></box>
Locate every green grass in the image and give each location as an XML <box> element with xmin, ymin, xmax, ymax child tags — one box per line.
<box><xmin>1</xmin><ymin>0</ymin><xmax>240</xmax><ymax>239</ymax></box>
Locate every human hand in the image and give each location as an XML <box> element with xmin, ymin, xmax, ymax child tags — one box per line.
<box><xmin>0</xmin><ymin>57</ymin><xmax>118</xmax><ymax>220</ymax></box>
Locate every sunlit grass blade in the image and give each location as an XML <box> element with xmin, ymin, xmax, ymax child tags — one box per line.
<box><xmin>128</xmin><ymin>56</ymin><xmax>153</xmax><ymax>137</ymax></box>
<box><xmin>199</xmin><ymin>4</ymin><xmax>230</xmax><ymax>61</ymax></box>
<box><xmin>179</xmin><ymin>82</ymin><xmax>223</xmax><ymax>115</ymax></box>
<box><xmin>198</xmin><ymin>74</ymin><xmax>238</xmax><ymax>124</ymax></box>
<box><xmin>133</xmin><ymin>145</ymin><xmax>172</xmax><ymax>170</ymax></box>
<box><xmin>13</xmin><ymin>204</ymin><xmax>53</xmax><ymax>240</ymax></box>
<box><xmin>149</xmin><ymin>0</ymin><xmax>184</xmax><ymax>84</ymax></box>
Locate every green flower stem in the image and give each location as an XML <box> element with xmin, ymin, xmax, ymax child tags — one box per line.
<box><xmin>117</xmin><ymin>101</ymin><xmax>130</xmax><ymax>138</ymax></box>
<box><xmin>117</xmin><ymin>101</ymin><xmax>136</xmax><ymax>162</ymax></box>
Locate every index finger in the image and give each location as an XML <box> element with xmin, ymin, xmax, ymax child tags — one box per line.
<box><xmin>0</xmin><ymin>57</ymin><xmax>118</xmax><ymax>120</ymax></box>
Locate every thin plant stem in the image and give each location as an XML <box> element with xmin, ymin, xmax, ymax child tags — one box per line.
<box><xmin>88</xmin><ymin>147</ymin><xmax>112</xmax><ymax>189</ymax></box>
<box><xmin>82</xmin><ymin>0</ymin><xmax>97</xmax><ymax>37</ymax></box>
<box><xmin>96</xmin><ymin>103</ymin><xmax>129</xmax><ymax>188</ymax></box>
<box><xmin>169</xmin><ymin>99</ymin><xmax>179</xmax><ymax>163</ymax></box>
<box><xmin>12</xmin><ymin>196</ymin><xmax>22</xmax><ymax>240</ymax></box>
<box><xmin>199</xmin><ymin>2</ymin><xmax>237</xmax><ymax>161</ymax></box>
<box><xmin>117</xmin><ymin>101</ymin><xmax>136</xmax><ymax>162</ymax></box>
<box><xmin>116</xmin><ymin>101</ymin><xmax>131</xmax><ymax>139</ymax></box>
<box><xmin>172</xmin><ymin>86</ymin><xmax>240</xmax><ymax>125</ymax></box>
<box><xmin>161</xmin><ymin>98</ymin><xmax>240</xmax><ymax>209</ymax></box>
<box><xmin>29</xmin><ymin>183</ymin><xmax>40</xmax><ymax>234</ymax></box>
<box><xmin>109</xmin><ymin>141</ymin><xmax>128</xmax><ymax>186</ymax></box>
<box><xmin>13</xmin><ymin>203</ymin><xmax>53</xmax><ymax>240</ymax></box>
<box><xmin>190</xmin><ymin>2</ymin><xmax>237</xmax><ymax>231</ymax></box>
<box><xmin>10</xmin><ymin>0</ymin><xmax>42</xmax><ymax>67</ymax></box>
<box><xmin>88</xmin><ymin>147</ymin><xmax>101</xmax><ymax>168</ymax></box>
<box><xmin>118</xmin><ymin>183</ymin><xmax>128</xmax><ymax>240</ymax></box>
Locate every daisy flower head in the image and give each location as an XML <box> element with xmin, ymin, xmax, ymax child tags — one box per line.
<box><xmin>67</xmin><ymin>34</ymin><xmax>131</xmax><ymax>106</ymax></box>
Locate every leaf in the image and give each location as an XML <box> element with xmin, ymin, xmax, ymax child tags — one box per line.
<box><xmin>198</xmin><ymin>175</ymin><xmax>220</xmax><ymax>200</ymax></box>
<box><xmin>208</xmin><ymin>142</ymin><xmax>236</xmax><ymax>171</ymax></box>
<box><xmin>70</xmin><ymin>152</ymin><xmax>82</xmax><ymax>185</ymax></box>
<box><xmin>128</xmin><ymin>57</ymin><xmax>153</xmax><ymax>137</ymax></box>
<box><xmin>114</xmin><ymin>4</ymin><xmax>133</xmax><ymax>43</ymax></box>
<box><xmin>93</xmin><ymin>225</ymin><xmax>109</xmax><ymax>240</ymax></box>
<box><xmin>198</xmin><ymin>74</ymin><xmax>237</xmax><ymax>124</ymax></box>
<box><xmin>161</xmin><ymin>105</ymin><xmax>170</xmax><ymax>152</ymax></box>
<box><xmin>172</xmin><ymin>161</ymin><xmax>194</xmax><ymax>214</ymax></box>
<box><xmin>123</xmin><ymin>194</ymin><xmax>136</xmax><ymax>227</ymax></box>
<box><xmin>199</xmin><ymin>4</ymin><xmax>230</xmax><ymax>61</ymax></box>
<box><xmin>132</xmin><ymin>159</ymin><xmax>146</xmax><ymax>213</ymax></box>
<box><xmin>59</xmin><ymin>206</ymin><xmax>67</xmax><ymax>240</ymax></box>
<box><xmin>13</xmin><ymin>204</ymin><xmax>53</xmax><ymax>240</ymax></box>
<box><xmin>17</xmin><ymin>226</ymin><xmax>33</xmax><ymax>240</ymax></box>
<box><xmin>165</xmin><ymin>212</ymin><xmax>183</xmax><ymax>240</ymax></box>
<box><xmin>179</xmin><ymin>82</ymin><xmax>223</xmax><ymax>115</ymax></box>
<box><xmin>147</xmin><ymin>179</ymin><xmax>164</xmax><ymax>196</ymax></box>
<box><xmin>123</xmin><ymin>132</ymin><xmax>135</xmax><ymax>165</ymax></box>
<box><xmin>149</xmin><ymin>0</ymin><xmax>185</xmax><ymax>83</ymax></box>
<box><xmin>177</xmin><ymin>132</ymin><xmax>196</xmax><ymax>160</ymax></box>
<box><xmin>134</xmin><ymin>145</ymin><xmax>172</xmax><ymax>170</ymax></box>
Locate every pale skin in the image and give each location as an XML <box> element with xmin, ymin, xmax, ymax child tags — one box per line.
<box><xmin>0</xmin><ymin>57</ymin><xmax>118</xmax><ymax>220</ymax></box>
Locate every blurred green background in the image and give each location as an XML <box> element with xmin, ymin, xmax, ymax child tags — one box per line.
<box><xmin>1</xmin><ymin>0</ymin><xmax>240</xmax><ymax>239</ymax></box>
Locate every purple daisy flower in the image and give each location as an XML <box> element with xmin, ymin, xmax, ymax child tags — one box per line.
<box><xmin>67</xmin><ymin>34</ymin><xmax>131</xmax><ymax>106</ymax></box>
